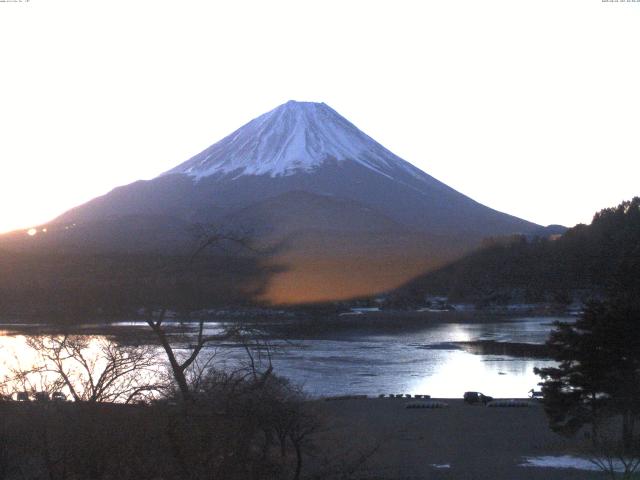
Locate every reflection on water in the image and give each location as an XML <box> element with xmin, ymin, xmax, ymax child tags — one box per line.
<box><xmin>203</xmin><ymin>316</ymin><xmax>561</xmax><ymax>398</ymax></box>
<box><xmin>0</xmin><ymin>316</ymin><xmax>564</xmax><ymax>400</ymax></box>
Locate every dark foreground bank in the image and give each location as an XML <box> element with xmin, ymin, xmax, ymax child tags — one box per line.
<box><xmin>0</xmin><ymin>397</ymin><xmax>609</xmax><ymax>480</ymax></box>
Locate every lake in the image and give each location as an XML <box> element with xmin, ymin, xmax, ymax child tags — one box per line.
<box><xmin>0</xmin><ymin>315</ymin><xmax>563</xmax><ymax>399</ymax></box>
<box><xmin>251</xmin><ymin>316</ymin><xmax>560</xmax><ymax>398</ymax></box>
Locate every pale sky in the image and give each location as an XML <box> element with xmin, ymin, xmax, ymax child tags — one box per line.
<box><xmin>1</xmin><ymin>0</ymin><xmax>639</xmax><ymax>234</ymax></box>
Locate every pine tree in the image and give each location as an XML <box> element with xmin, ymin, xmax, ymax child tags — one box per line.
<box><xmin>535</xmin><ymin>299</ymin><xmax>640</xmax><ymax>452</ymax></box>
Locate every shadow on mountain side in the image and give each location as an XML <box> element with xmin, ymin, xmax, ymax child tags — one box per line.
<box><xmin>392</xmin><ymin>197</ymin><xmax>640</xmax><ymax>306</ymax></box>
<box><xmin>260</xmin><ymin>228</ymin><xmax>471</xmax><ymax>305</ymax></box>
<box><xmin>0</xmin><ymin>234</ymin><xmax>289</xmax><ymax>324</ymax></box>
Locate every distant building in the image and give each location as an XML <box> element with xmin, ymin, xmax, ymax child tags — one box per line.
<box><xmin>349</xmin><ymin>307</ymin><xmax>381</xmax><ymax>313</ymax></box>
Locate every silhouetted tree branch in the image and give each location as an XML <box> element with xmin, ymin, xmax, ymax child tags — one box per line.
<box><xmin>20</xmin><ymin>335</ymin><xmax>163</xmax><ymax>403</ymax></box>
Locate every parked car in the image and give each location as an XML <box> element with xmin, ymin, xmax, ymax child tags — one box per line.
<box><xmin>463</xmin><ymin>391</ymin><xmax>493</xmax><ymax>405</ymax></box>
<box><xmin>16</xmin><ymin>391</ymin><xmax>29</xmax><ymax>402</ymax></box>
<box><xmin>52</xmin><ymin>392</ymin><xmax>67</xmax><ymax>402</ymax></box>
<box><xmin>528</xmin><ymin>389</ymin><xmax>543</xmax><ymax>400</ymax></box>
<box><xmin>34</xmin><ymin>392</ymin><xmax>50</xmax><ymax>402</ymax></box>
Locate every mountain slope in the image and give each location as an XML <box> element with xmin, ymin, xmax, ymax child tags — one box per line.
<box><xmin>2</xmin><ymin>100</ymin><xmax>541</xmax><ymax>304</ymax></box>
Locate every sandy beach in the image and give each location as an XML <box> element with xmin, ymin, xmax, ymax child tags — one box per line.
<box><xmin>316</xmin><ymin>397</ymin><xmax>605</xmax><ymax>479</ymax></box>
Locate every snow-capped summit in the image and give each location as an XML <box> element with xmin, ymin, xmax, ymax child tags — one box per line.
<box><xmin>164</xmin><ymin>100</ymin><xmax>423</xmax><ymax>180</ymax></box>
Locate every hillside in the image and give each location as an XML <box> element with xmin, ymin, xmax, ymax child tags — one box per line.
<box><xmin>396</xmin><ymin>197</ymin><xmax>640</xmax><ymax>305</ymax></box>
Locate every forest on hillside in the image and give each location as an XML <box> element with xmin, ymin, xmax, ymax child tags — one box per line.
<box><xmin>398</xmin><ymin>197</ymin><xmax>640</xmax><ymax>305</ymax></box>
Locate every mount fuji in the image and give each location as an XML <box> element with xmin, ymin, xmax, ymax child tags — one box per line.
<box><xmin>164</xmin><ymin>101</ymin><xmax>427</xmax><ymax>181</ymax></box>
<box><xmin>3</xmin><ymin>101</ymin><xmax>540</xmax><ymax>303</ymax></box>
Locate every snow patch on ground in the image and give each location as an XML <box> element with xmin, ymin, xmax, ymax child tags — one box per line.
<box><xmin>520</xmin><ymin>455</ymin><xmax>625</xmax><ymax>472</ymax></box>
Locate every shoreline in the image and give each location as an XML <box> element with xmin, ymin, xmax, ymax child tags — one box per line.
<box><xmin>0</xmin><ymin>309</ymin><xmax>573</xmax><ymax>340</ymax></box>
<box><xmin>0</xmin><ymin>303</ymin><xmax>572</xmax><ymax>327</ymax></box>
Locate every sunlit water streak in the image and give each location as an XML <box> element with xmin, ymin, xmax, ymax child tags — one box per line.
<box><xmin>0</xmin><ymin>316</ymin><xmax>564</xmax><ymax>399</ymax></box>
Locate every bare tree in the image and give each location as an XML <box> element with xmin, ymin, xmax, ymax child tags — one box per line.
<box><xmin>145</xmin><ymin>308</ymin><xmax>276</xmax><ymax>402</ymax></box>
<box><xmin>587</xmin><ymin>417</ymin><xmax>640</xmax><ymax>480</ymax></box>
<box><xmin>145</xmin><ymin>309</ymin><xmax>222</xmax><ymax>401</ymax></box>
<box><xmin>590</xmin><ymin>453</ymin><xmax>640</xmax><ymax>480</ymax></box>
<box><xmin>144</xmin><ymin>226</ymin><xmax>269</xmax><ymax>401</ymax></box>
<box><xmin>20</xmin><ymin>335</ymin><xmax>163</xmax><ymax>403</ymax></box>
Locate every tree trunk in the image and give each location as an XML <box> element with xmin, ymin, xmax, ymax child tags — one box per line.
<box><xmin>591</xmin><ymin>392</ymin><xmax>599</xmax><ymax>445</ymax></box>
<box><xmin>147</xmin><ymin>319</ymin><xmax>192</xmax><ymax>401</ymax></box>
<box><xmin>293</xmin><ymin>440</ymin><xmax>302</xmax><ymax>480</ymax></box>
<box><xmin>622</xmin><ymin>410</ymin><xmax>634</xmax><ymax>453</ymax></box>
